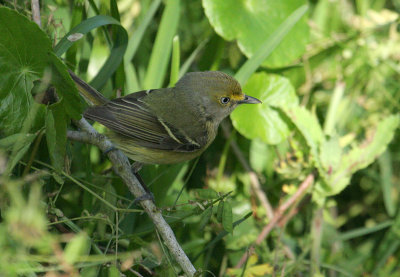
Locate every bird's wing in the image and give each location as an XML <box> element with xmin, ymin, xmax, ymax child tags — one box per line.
<box><xmin>84</xmin><ymin>91</ymin><xmax>202</xmax><ymax>152</ymax></box>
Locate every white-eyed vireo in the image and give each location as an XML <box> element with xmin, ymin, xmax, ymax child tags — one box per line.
<box><xmin>70</xmin><ymin>71</ymin><xmax>261</xmax><ymax>164</ymax></box>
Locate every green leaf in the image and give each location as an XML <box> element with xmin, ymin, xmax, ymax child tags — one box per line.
<box><xmin>193</xmin><ymin>188</ymin><xmax>219</xmax><ymax>200</ymax></box>
<box><xmin>49</xmin><ymin>54</ymin><xmax>83</xmax><ymax>120</ymax></box>
<box><xmin>0</xmin><ymin>7</ymin><xmax>48</xmax><ymax>135</ymax></box>
<box><xmin>108</xmin><ymin>265</ymin><xmax>120</xmax><ymax>277</ymax></box>
<box><xmin>0</xmin><ymin>7</ymin><xmax>83</xmax><ymax>138</ymax></box>
<box><xmin>315</xmin><ymin>115</ymin><xmax>400</xmax><ymax>198</ymax></box>
<box><xmin>169</xmin><ymin>36</ymin><xmax>180</xmax><ymax>87</ymax></box>
<box><xmin>217</xmin><ymin>200</ymin><xmax>224</xmax><ymax>222</ymax></box>
<box><xmin>222</xmin><ymin>201</ymin><xmax>233</xmax><ymax>233</ymax></box>
<box><xmin>124</xmin><ymin>0</ymin><xmax>161</xmax><ymax>63</ymax></box>
<box><xmin>46</xmin><ymin>109</ymin><xmax>64</xmax><ymax>172</ymax></box>
<box><xmin>54</xmin><ymin>15</ymin><xmax>128</xmax><ymax>90</ymax></box>
<box><xmin>379</xmin><ymin>151</ymin><xmax>396</xmax><ymax>217</ymax></box>
<box><xmin>63</xmin><ymin>233</ymin><xmax>89</xmax><ymax>265</ymax></box>
<box><xmin>231</xmin><ymin>73</ymin><xmax>298</xmax><ymax>144</ymax></box>
<box><xmin>50</xmin><ymin>103</ymin><xmax>67</xmax><ymax>171</ymax></box>
<box><xmin>283</xmin><ymin>105</ymin><xmax>325</xmax><ymax>169</ymax></box>
<box><xmin>143</xmin><ymin>0</ymin><xmax>180</xmax><ymax>89</ymax></box>
<box><xmin>0</xmin><ymin>134</ymin><xmax>36</xmax><ymax>150</ymax></box>
<box><xmin>203</xmin><ymin>0</ymin><xmax>309</xmax><ymax>68</ymax></box>
<box><xmin>198</xmin><ymin>206</ymin><xmax>213</xmax><ymax>232</ymax></box>
<box><xmin>319</xmin><ymin>136</ymin><xmax>342</xmax><ymax>173</ymax></box>
<box><xmin>2</xmin><ymin>133</ymin><xmax>37</xmax><ymax>171</ymax></box>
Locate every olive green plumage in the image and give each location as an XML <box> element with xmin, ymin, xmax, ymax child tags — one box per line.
<box><xmin>70</xmin><ymin>71</ymin><xmax>261</xmax><ymax>164</ymax></box>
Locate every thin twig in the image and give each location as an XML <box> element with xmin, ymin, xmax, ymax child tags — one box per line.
<box><xmin>31</xmin><ymin>0</ymin><xmax>41</xmax><ymax>27</ymax></box>
<box><xmin>68</xmin><ymin>119</ymin><xmax>196</xmax><ymax>276</ymax></box>
<box><xmin>221</xmin><ymin>122</ymin><xmax>274</xmax><ymax>220</ymax></box>
<box><xmin>235</xmin><ymin>173</ymin><xmax>314</xmax><ymax>268</ymax></box>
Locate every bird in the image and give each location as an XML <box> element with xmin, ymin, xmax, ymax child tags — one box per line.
<box><xmin>70</xmin><ymin>71</ymin><xmax>261</xmax><ymax>165</ymax></box>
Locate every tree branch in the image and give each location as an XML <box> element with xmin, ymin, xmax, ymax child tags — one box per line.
<box><xmin>31</xmin><ymin>0</ymin><xmax>41</xmax><ymax>27</ymax></box>
<box><xmin>68</xmin><ymin>118</ymin><xmax>196</xmax><ymax>276</ymax></box>
<box><xmin>235</xmin><ymin>173</ymin><xmax>314</xmax><ymax>268</ymax></box>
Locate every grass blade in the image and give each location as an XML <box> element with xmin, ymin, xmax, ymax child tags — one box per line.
<box><xmin>379</xmin><ymin>151</ymin><xmax>396</xmax><ymax>216</ymax></box>
<box><xmin>124</xmin><ymin>0</ymin><xmax>161</xmax><ymax>63</ymax></box>
<box><xmin>169</xmin><ymin>35</ymin><xmax>180</xmax><ymax>86</ymax></box>
<box><xmin>54</xmin><ymin>15</ymin><xmax>128</xmax><ymax>90</ymax></box>
<box><xmin>235</xmin><ymin>5</ymin><xmax>308</xmax><ymax>85</ymax></box>
<box><xmin>143</xmin><ymin>0</ymin><xmax>180</xmax><ymax>89</ymax></box>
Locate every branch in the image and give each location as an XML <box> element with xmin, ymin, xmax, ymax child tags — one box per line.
<box><xmin>31</xmin><ymin>0</ymin><xmax>41</xmax><ymax>27</ymax></box>
<box><xmin>235</xmin><ymin>173</ymin><xmax>314</xmax><ymax>268</ymax></box>
<box><xmin>68</xmin><ymin>118</ymin><xmax>196</xmax><ymax>276</ymax></box>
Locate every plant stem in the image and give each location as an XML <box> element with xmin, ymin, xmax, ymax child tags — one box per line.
<box><xmin>311</xmin><ymin>208</ymin><xmax>323</xmax><ymax>275</ymax></box>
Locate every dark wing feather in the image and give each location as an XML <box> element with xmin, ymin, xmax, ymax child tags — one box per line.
<box><xmin>84</xmin><ymin>91</ymin><xmax>201</xmax><ymax>152</ymax></box>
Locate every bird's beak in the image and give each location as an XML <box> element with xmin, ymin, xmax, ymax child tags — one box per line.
<box><xmin>238</xmin><ymin>95</ymin><xmax>262</xmax><ymax>104</ymax></box>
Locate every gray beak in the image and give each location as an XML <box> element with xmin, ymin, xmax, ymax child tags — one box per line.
<box><xmin>238</xmin><ymin>95</ymin><xmax>262</xmax><ymax>104</ymax></box>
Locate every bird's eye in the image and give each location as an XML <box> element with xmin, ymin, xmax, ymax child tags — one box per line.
<box><xmin>220</xmin><ymin>97</ymin><xmax>230</xmax><ymax>104</ymax></box>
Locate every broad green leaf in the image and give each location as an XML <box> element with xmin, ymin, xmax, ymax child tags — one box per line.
<box><xmin>234</xmin><ymin>5</ymin><xmax>308</xmax><ymax>85</ymax></box>
<box><xmin>0</xmin><ymin>7</ymin><xmax>48</xmax><ymax>135</ymax></box>
<box><xmin>231</xmin><ymin>73</ymin><xmax>298</xmax><ymax>144</ymax></box>
<box><xmin>203</xmin><ymin>0</ymin><xmax>309</xmax><ymax>68</ymax></box>
<box><xmin>222</xmin><ymin>201</ymin><xmax>233</xmax><ymax>233</ymax></box>
<box><xmin>0</xmin><ymin>7</ymin><xmax>82</xmax><ymax>138</ymax></box>
<box><xmin>315</xmin><ymin>115</ymin><xmax>400</xmax><ymax>198</ymax></box>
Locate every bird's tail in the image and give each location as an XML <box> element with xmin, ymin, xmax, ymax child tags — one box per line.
<box><xmin>69</xmin><ymin>70</ymin><xmax>108</xmax><ymax>106</ymax></box>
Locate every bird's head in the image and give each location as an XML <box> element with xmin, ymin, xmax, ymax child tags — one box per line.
<box><xmin>175</xmin><ymin>71</ymin><xmax>261</xmax><ymax>123</ymax></box>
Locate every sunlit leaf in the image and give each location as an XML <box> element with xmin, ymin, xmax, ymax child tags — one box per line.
<box><xmin>231</xmin><ymin>72</ymin><xmax>298</xmax><ymax>144</ymax></box>
<box><xmin>283</xmin><ymin>105</ymin><xmax>324</xmax><ymax>170</ymax></box>
<box><xmin>315</xmin><ymin>115</ymin><xmax>400</xmax><ymax>198</ymax></box>
<box><xmin>64</xmin><ymin>233</ymin><xmax>90</xmax><ymax>265</ymax></box>
<box><xmin>203</xmin><ymin>0</ymin><xmax>309</xmax><ymax>67</ymax></box>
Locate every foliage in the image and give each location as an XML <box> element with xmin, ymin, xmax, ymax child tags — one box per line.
<box><xmin>1</xmin><ymin>0</ymin><xmax>400</xmax><ymax>276</ymax></box>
